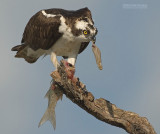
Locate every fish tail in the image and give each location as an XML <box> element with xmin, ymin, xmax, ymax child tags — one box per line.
<box><xmin>38</xmin><ymin>108</ymin><xmax>56</xmax><ymax>129</ymax></box>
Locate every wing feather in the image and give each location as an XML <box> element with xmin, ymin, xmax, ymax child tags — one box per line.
<box><xmin>22</xmin><ymin>11</ymin><xmax>62</xmax><ymax>50</ymax></box>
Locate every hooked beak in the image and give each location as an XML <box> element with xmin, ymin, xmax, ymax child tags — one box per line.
<box><xmin>92</xmin><ymin>37</ymin><xmax>96</xmax><ymax>43</ymax></box>
<box><xmin>92</xmin><ymin>28</ymin><xmax>98</xmax><ymax>43</ymax></box>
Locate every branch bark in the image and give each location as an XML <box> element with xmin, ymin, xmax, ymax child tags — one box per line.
<box><xmin>51</xmin><ymin>60</ymin><xmax>156</xmax><ymax>134</ymax></box>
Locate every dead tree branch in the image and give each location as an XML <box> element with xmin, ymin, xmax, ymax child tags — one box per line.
<box><xmin>51</xmin><ymin>60</ymin><xmax>156</xmax><ymax>134</ymax></box>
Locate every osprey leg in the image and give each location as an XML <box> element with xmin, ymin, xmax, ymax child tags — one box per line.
<box><xmin>51</xmin><ymin>52</ymin><xmax>59</xmax><ymax>69</ymax></box>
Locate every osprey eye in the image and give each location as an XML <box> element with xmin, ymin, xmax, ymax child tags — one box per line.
<box><xmin>83</xmin><ymin>30</ymin><xmax>88</xmax><ymax>35</ymax></box>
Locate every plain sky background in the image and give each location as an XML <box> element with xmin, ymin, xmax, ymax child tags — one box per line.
<box><xmin>1</xmin><ymin>0</ymin><xmax>160</xmax><ymax>133</ymax></box>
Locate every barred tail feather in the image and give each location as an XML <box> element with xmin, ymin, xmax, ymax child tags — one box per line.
<box><xmin>11</xmin><ymin>44</ymin><xmax>38</xmax><ymax>63</ymax></box>
<box><xmin>11</xmin><ymin>45</ymin><xmax>23</xmax><ymax>51</ymax></box>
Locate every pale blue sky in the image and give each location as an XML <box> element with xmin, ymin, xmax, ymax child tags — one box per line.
<box><xmin>1</xmin><ymin>0</ymin><xmax>160</xmax><ymax>133</ymax></box>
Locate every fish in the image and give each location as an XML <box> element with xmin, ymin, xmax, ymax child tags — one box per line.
<box><xmin>92</xmin><ymin>42</ymin><xmax>103</xmax><ymax>70</ymax></box>
<box><xmin>38</xmin><ymin>42</ymin><xmax>102</xmax><ymax>129</ymax></box>
<box><xmin>38</xmin><ymin>80</ymin><xmax>63</xmax><ymax>129</ymax></box>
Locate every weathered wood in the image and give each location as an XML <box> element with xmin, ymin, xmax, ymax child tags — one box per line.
<box><xmin>51</xmin><ymin>60</ymin><xmax>156</xmax><ymax>134</ymax></box>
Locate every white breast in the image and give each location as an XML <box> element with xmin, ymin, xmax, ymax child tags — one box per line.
<box><xmin>49</xmin><ymin>37</ymin><xmax>81</xmax><ymax>57</ymax></box>
<box><xmin>50</xmin><ymin>15</ymin><xmax>82</xmax><ymax>57</ymax></box>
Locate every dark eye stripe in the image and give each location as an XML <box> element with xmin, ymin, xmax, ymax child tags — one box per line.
<box><xmin>83</xmin><ymin>18</ymin><xmax>88</xmax><ymax>22</ymax></box>
<box><xmin>87</xmin><ymin>30</ymin><xmax>90</xmax><ymax>34</ymax></box>
<box><xmin>80</xmin><ymin>17</ymin><xmax>88</xmax><ymax>22</ymax></box>
<box><xmin>88</xmin><ymin>24</ymin><xmax>94</xmax><ymax>30</ymax></box>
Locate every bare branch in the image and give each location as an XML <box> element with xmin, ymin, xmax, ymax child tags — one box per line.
<box><xmin>51</xmin><ymin>60</ymin><xmax>156</xmax><ymax>134</ymax></box>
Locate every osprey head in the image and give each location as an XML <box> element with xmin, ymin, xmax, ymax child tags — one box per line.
<box><xmin>74</xmin><ymin>17</ymin><xmax>98</xmax><ymax>42</ymax></box>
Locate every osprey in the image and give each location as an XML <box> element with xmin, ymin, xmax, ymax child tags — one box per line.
<box><xmin>11</xmin><ymin>7</ymin><xmax>98</xmax><ymax>69</ymax></box>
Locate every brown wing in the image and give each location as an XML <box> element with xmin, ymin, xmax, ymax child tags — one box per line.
<box><xmin>78</xmin><ymin>42</ymin><xmax>90</xmax><ymax>54</ymax></box>
<box><xmin>22</xmin><ymin>10</ymin><xmax>62</xmax><ymax>51</ymax></box>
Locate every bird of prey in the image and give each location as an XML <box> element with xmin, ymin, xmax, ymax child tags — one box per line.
<box><xmin>11</xmin><ymin>7</ymin><xmax>98</xmax><ymax>69</ymax></box>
